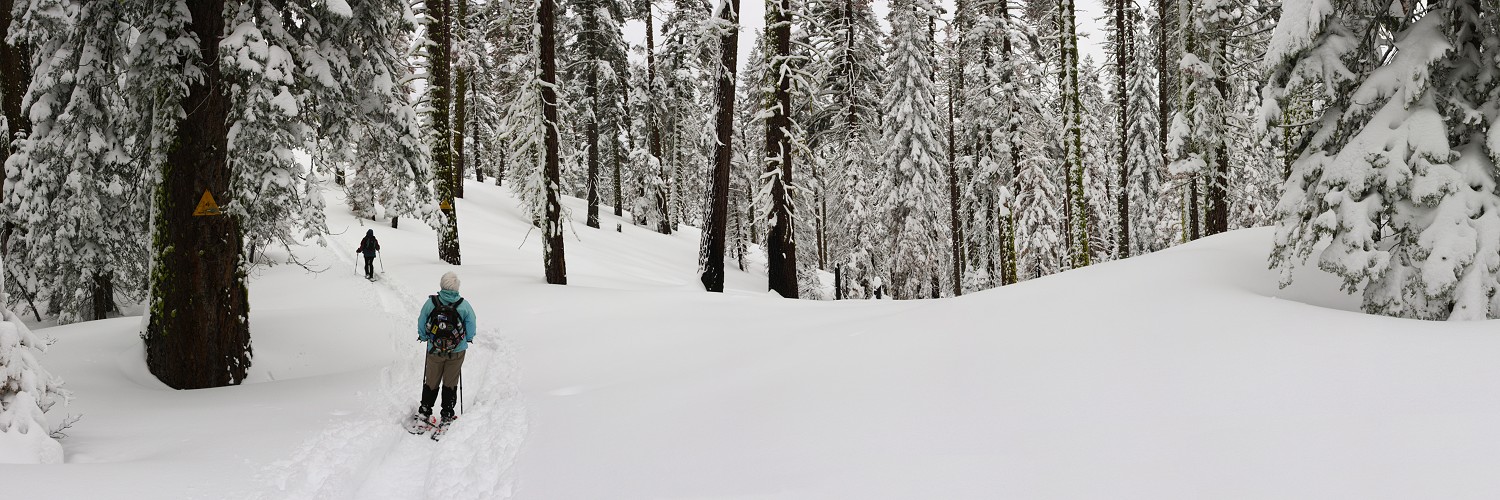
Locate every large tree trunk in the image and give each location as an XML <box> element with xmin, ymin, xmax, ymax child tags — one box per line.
<box><xmin>1188</xmin><ymin>177</ymin><xmax>1199</xmax><ymax>240</ymax></box>
<box><xmin>699</xmin><ymin>0</ymin><xmax>740</xmax><ymax>292</ymax></box>
<box><xmin>1064</xmin><ymin>0</ymin><xmax>1088</xmax><ymax>268</ymax></box>
<box><xmin>947</xmin><ymin>37</ymin><xmax>963</xmax><ymax>297</ymax></box>
<box><xmin>1157</xmin><ymin>0</ymin><xmax>1175</xmax><ymax>235</ymax></box>
<box><xmin>430</xmin><ymin>0</ymin><xmax>461</xmax><ymax>264</ymax></box>
<box><xmin>1114</xmin><ymin>0</ymin><xmax>1131</xmax><ymax>257</ymax></box>
<box><xmin>765</xmin><ymin>0</ymin><xmax>797</xmax><ymax>298</ymax></box>
<box><xmin>541</xmin><ymin>0</ymin><xmax>567</xmax><ymax>284</ymax></box>
<box><xmin>585</xmin><ymin>55</ymin><xmax>601</xmax><ymax>228</ymax></box>
<box><xmin>89</xmin><ymin>271</ymin><xmax>113</xmax><ymax>322</ymax></box>
<box><xmin>645</xmin><ymin>3</ymin><xmax>671</xmax><ymax>235</ymax></box>
<box><xmin>1204</xmin><ymin>40</ymin><xmax>1229</xmax><ymax>236</ymax></box>
<box><xmin>453</xmin><ymin>0</ymin><xmax>469</xmax><ymax>199</ymax></box>
<box><xmin>613</xmin><ymin>101</ymin><xmax>624</xmax><ymax>217</ymax></box>
<box><xmin>473</xmin><ymin>75</ymin><xmax>484</xmax><ymax>184</ymax></box>
<box><xmin>145</xmin><ymin>0</ymin><xmax>251</xmax><ymax>390</ymax></box>
<box><xmin>496</xmin><ymin>148</ymin><xmax>506</xmax><ymax>186</ymax></box>
<box><xmin>1001</xmin><ymin>0</ymin><xmax>1019</xmax><ymax>286</ymax></box>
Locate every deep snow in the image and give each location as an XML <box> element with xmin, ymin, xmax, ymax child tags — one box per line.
<box><xmin>6</xmin><ymin>178</ymin><xmax>1500</xmax><ymax>499</ymax></box>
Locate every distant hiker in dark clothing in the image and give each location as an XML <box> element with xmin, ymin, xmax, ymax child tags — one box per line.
<box><xmin>412</xmin><ymin>271</ymin><xmax>477</xmax><ymax>428</ymax></box>
<box><xmin>355</xmin><ymin>229</ymin><xmax>380</xmax><ymax>279</ymax></box>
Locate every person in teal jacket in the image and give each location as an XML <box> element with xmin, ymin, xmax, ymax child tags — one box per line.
<box><xmin>413</xmin><ymin>271</ymin><xmax>477</xmax><ymax>424</ymax></box>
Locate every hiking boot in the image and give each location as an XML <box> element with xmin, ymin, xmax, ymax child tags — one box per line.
<box><xmin>440</xmin><ymin>386</ymin><xmax>458</xmax><ymax>422</ymax></box>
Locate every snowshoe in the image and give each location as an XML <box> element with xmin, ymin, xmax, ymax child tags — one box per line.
<box><xmin>405</xmin><ymin>410</ymin><xmax>435</xmax><ymax>435</ymax></box>
<box><xmin>430</xmin><ymin>415</ymin><xmax>457</xmax><ymax>441</ymax></box>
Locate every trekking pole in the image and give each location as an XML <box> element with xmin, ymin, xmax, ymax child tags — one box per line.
<box><xmin>378</xmin><ymin>252</ymin><xmax>385</xmax><ymax>273</ymax></box>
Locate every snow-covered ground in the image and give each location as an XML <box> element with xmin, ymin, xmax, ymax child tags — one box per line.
<box><xmin>8</xmin><ymin>179</ymin><xmax>1500</xmax><ymax>499</ymax></box>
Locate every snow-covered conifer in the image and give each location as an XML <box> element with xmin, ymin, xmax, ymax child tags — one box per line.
<box><xmin>563</xmin><ymin>0</ymin><xmax>630</xmax><ymax>228</ymax></box>
<box><xmin>3</xmin><ymin>0</ymin><xmax>143</xmax><ymax>323</ymax></box>
<box><xmin>1265</xmin><ymin>1</ymin><xmax>1500</xmax><ymax>320</ymax></box>
<box><xmin>1124</xmin><ymin>15</ymin><xmax>1167</xmax><ymax>255</ymax></box>
<box><xmin>0</xmin><ymin>286</ymin><xmax>68</xmax><ymax>464</ymax></box>
<box><xmin>878</xmin><ymin>0</ymin><xmax>946</xmax><ymax>298</ymax></box>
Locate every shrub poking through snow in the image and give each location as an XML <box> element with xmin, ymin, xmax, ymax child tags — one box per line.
<box><xmin>0</xmin><ymin>258</ymin><xmax>71</xmax><ymax>463</ymax></box>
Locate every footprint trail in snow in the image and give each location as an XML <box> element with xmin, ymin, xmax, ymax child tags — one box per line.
<box><xmin>254</xmin><ymin>247</ymin><xmax>527</xmax><ymax>500</ymax></box>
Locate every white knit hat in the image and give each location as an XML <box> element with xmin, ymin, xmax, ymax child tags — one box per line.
<box><xmin>440</xmin><ymin>272</ymin><xmax>460</xmax><ymax>292</ymax></box>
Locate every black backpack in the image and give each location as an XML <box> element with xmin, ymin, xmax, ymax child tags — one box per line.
<box><xmin>425</xmin><ymin>295</ymin><xmax>466</xmax><ymax>353</ymax></box>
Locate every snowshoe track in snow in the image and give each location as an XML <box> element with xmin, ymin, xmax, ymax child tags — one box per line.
<box><xmin>255</xmin><ymin>245</ymin><xmax>526</xmax><ymax>500</ymax></box>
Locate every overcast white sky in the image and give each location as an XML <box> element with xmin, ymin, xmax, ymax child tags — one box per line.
<box><xmin>621</xmin><ymin>0</ymin><xmax>1108</xmax><ymax>72</ymax></box>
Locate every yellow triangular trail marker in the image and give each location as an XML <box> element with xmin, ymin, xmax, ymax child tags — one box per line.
<box><xmin>439</xmin><ymin>199</ymin><xmax>453</xmax><ymax>210</ymax></box>
<box><xmin>193</xmin><ymin>190</ymin><xmax>223</xmax><ymax>216</ymax></box>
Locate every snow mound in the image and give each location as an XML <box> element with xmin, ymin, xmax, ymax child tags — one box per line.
<box><xmin>11</xmin><ymin>180</ymin><xmax>1500</xmax><ymax>500</ymax></box>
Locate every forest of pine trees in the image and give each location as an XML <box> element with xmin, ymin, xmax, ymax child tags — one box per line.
<box><xmin>2</xmin><ymin>1</ymin><xmax>1498</xmax><ymax>388</ymax></box>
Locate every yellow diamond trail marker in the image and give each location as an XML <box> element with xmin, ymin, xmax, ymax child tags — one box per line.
<box><xmin>193</xmin><ymin>190</ymin><xmax>223</xmax><ymax>216</ymax></box>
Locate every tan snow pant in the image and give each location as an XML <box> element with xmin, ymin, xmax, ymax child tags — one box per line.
<box><xmin>423</xmin><ymin>351</ymin><xmax>466</xmax><ymax>390</ymax></box>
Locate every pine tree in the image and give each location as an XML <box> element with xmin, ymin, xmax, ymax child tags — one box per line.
<box><xmin>0</xmin><ymin>0</ymin><xmax>27</xmax><ymax>252</ymax></box>
<box><xmin>1058</xmin><ymin>0</ymin><xmax>1090</xmax><ymax>268</ymax></box>
<box><xmin>1079</xmin><ymin>57</ymin><xmax>1116</xmax><ymax>262</ymax></box>
<box><xmin>1265</xmin><ymin>1</ymin><xmax>1500</xmax><ymax>320</ymax></box>
<box><xmin>699</xmin><ymin>0</ymin><xmax>741</xmax><ymax>292</ymax></box>
<box><xmin>635</xmin><ymin>0</ymin><xmax>675</xmax><ymax>234</ymax></box>
<box><xmin>809</xmin><ymin>0</ymin><xmax>881</xmax><ymax>297</ymax></box>
<box><xmin>1125</xmin><ymin>6</ymin><xmax>1166</xmax><ymax>255</ymax></box>
<box><xmin>3</xmin><ymin>0</ymin><xmax>429</xmax><ymax>388</ymax></box>
<box><xmin>564</xmin><ymin>0</ymin><xmax>629</xmax><ymax>228</ymax></box>
<box><xmin>0</xmin><ymin>261</ymin><xmax>69</xmax><ymax>463</ymax></box>
<box><xmin>3</xmin><ymin>0</ymin><xmax>141</xmax><ymax>324</ymax></box>
<box><xmin>879</xmin><ymin>0</ymin><xmax>945</xmax><ymax>299</ymax></box>
<box><xmin>659</xmin><ymin>0</ymin><xmax>713</xmax><ymax>233</ymax></box>
<box><xmin>1167</xmin><ymin>0</ymin><xmax>1240</xmax><ymax>238</ymax></box>
<box><xmin>426</xmin><ymin>0</ymin><xmax>462</xmax><ymax>265</ymax></box>
<box><xmin>1153</xmin><ymin>0</ymin><xmax>1179</xmax><ymax>238</ymax></box>
<box><xmin>453</xmin><ymin>0</ymin><xmax>471</xmax><ymax>199</ymax></box>
<box><xmin>959</xmin><ymin>0</ymin><xmax>1022</xmax><ymax>290</ymax></box>
<box><xmin>943</xmin><ymin>6</ymin><xmax>967</xmax><ymax>297</ymax></box>
<box><xmin>138</xmin><ymin>0</ymin><xmax>254</xmax><ymax>389</ymax></box>
<box><xmin>991</xmin><ymin>0</ymin><xmax>1041</xmax><ymax>285</ymax></box>
<box><xmin>762</xmin><ymin>0</ymin><xmax>799</xmax><ymax>297</ymax></box>
<box><xmin>1014</xmin><ymin>152</ymin><xmax>1063</xmax><ymax>280</ymax></box>
<box><xmin>540</xmin><ymin>0</ymin><xmax>569</xmax><ymax>284</ymax></box>
<box><xmin>1108</xmin><ymin>0</ymin><xmax>1133</xmax><ymax>256</ymax></box>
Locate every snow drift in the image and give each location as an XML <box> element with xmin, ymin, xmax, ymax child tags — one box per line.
<box><xmin>5</xmin><ymin>179</ymin><xmax>1500</xmax><ymax>499</ymax></box>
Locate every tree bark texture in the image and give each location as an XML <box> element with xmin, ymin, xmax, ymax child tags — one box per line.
<box><xmin>699</xmin><ymin>0</ymin><xmax>740</xmax><ymax>292</ymax></box>
<box><xmin>1114</xmin><ymin>0</ymin><xmax>1131</xmax><ymax>256</ymax></box>
<box><xmin>947</xmin><ymin>57</ymin><xmax>963</xmax><ymax>297</ymax></box>
<box><xmin>541</xmin><ymin>0</ymin><xmax>568</xmax><ymax>284</ymax></box>
<box><xmin>645</xmin><ymin>3</ymin><xmax>672</xmax><ymax>235</ymax></box>
<box><xmin>1204</xmin><ymin>40</ymin><xmax>1229</xmax><ymax>236</ymax></box>
<box><xmin>429</xmin><ymin>0</ymin><xmax>462</xmax><ymax>264</ymax></box>
<box><xmin>146</xmin><ymin>0</ymin><xmax>251</xmax><ymax>390</ymax></box>
<box><xmin>764</xmin><ymin>0</ymin><xmax>797</xmax><ymax>298</ymax></box>
<box><xmin>585</xmin><ymin>56</ymin><xmax>601</xmax><ymax>228</ymax></box>
<box><xmin>453</xmin><ymin>0</ymin><xmax>468</xmax><ymax>199</ymax></box>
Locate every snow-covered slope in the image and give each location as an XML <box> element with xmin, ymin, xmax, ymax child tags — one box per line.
<box><xmin>8</xmin><ymin>180</ymin><xmax>1500</xmax><ymax>499</ymax></box>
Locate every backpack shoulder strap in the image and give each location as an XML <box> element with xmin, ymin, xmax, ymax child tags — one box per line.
<box><xmin>453</xmin><ymin>298</ymin><xmax>464</xmax><ymax>307</ymax></box>
<box><xmin>430</xmin><ymin>295</ymin><xmax>442</xmax><ymax>308</ymax></box>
